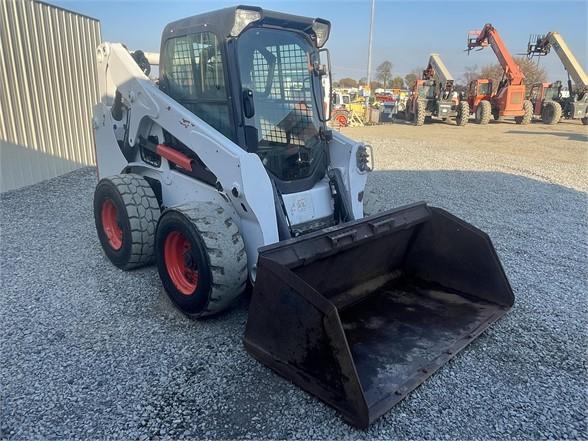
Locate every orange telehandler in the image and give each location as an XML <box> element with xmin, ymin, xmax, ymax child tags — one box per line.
<box><xmin>465</xmin><ymin>78</ymin><xmax>493</xmax><ymax>124</ymax></box>
<box><xmin>466</xmin><ymin>24</ymin><xmax>533</xmax><ymax>124</ymax></box>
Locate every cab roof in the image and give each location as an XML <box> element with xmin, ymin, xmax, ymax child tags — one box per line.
<box><xmin>162</xmin><ymin>5</ymin><xmax>329</xmax><ymax>42</ymax></box>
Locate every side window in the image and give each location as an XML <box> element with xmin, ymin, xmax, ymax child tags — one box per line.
<box><xmin>163</xmin><ymin>33</ymin><xmax>233</xmax><ymax>139</ymax></box>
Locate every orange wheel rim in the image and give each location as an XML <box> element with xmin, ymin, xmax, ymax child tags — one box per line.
<box><xmin>101</xmin><ymin>199</ymin><xmax>123</xmax><ymax>250</ymax></box>
<box><xmin>164</xmin><ymin>231</ymin><xmax>199</xmax><ymax>295</ymax></box>
<box><xmin>336</xmin><ymin>114</ymin><xmax>348</xmax><ymax>126</ymax></box>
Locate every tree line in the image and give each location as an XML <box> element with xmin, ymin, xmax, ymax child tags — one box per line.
<box><xmin>334</xmin><ymin>58</ymin><xmax>547</xmax><ymax>91</ymax></box>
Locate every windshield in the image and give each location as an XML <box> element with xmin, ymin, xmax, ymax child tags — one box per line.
<box><xmin>478</xmin><ymin>82</ymin><xmax>492</xmax><ymax>96</ymax></box>
<box><xmin>544</xmin><ymin>86</ymin><xmax>558</xmax><ymax>100</ymax></box>
<box><xmin>418</xmin><ymin>84</ymin><xmax>435</xmax><ymax>99</ymax></box>
<box><xmin>237</xmin><ymin>28</ymin><xmax>325</xmax><ymax>181</ymax></box>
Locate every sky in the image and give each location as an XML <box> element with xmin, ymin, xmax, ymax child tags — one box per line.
<box><xmin>51</xmin><ymin>0</ymin><xmax>588</xmax><ymax>83</ymax></box>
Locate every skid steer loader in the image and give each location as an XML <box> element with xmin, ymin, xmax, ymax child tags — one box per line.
<box><xmin>92</xmin><ymin>6</ymin><xmax>514</xmax><ymax>428</ymax></box>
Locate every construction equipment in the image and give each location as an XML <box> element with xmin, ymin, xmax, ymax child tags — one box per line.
<box><xmin>405</xmin><ymin>54</ymin><xmax>469</xmax><ymax>126</ymax></box>
<box><xmin>527</xmin><ymin>82</ymin><xmax>564</xmax><ymax>124</ymax></box>
<box><xmin>331</xmin><ymin>95</ymin><xmax>367</xmax><ymax>128</ymax></box>
<box><xmin>330</xmin><ymin>90</ymin><xmax>370</xmax><ymax>127</ymax></box>
<box><xmin>331</xmin><ymin>90</ymin><xmax>353</xmax><ymax>127</ymax></box>
<box><xmin>92</xmin><ymin>6</ymin><xmax>514</xmax><ymax>428</ymax></box>
<box><xmin>467</xmin><ymin>24</ymin><xmax>533</xmax><ymax>124</ymax></box>
<box><xmin>332</xmin><ymin>90</ymin><xmax>351</xmax><ymax>109</ymax></box>
<box><xmin>465</xmin><ymin>78</ymin><xmax>494</xmax><ymax>124</ymax></box>
<box><xmin>527</xmin><ymin>32</ymin><xmax>588</xmax><ymax>124</ymax></box>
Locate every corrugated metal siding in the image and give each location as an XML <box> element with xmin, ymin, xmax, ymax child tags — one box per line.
<box><xmin>0</xmin><ymin>0</ymin><xmax>101</xmax><ymax>192</ymax></box>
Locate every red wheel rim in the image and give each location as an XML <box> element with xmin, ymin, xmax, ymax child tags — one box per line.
<box><xmin>101</xmin><ymin>199</ymin><xmax>123</xmax><ymax>250</ymax></box>
<box><xmin>164</xmin><ymin>231</ymin><xmax>199</xmax><ymax>295</ymax></box>
<box><xmin>336</xmin><ymin>114</ymin><xmax>348</xmax><ymax>127</ymax></box>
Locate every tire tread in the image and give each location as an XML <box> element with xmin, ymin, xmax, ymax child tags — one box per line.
<box><xmin>476</xmin><ymin>100</ymin><xmax>491</xmax><ymax>125</ymax></box>
<box><xmin>414</xmin><ymin>99</ymin><xmax>426</xmax><ymax>126</ymax></box>
<box><xmin>456</xmin><ymin>101</ymin><xmax>469</xmax><ymax>126</ymax></box>
<box><xmin>172</xmin><ymin>202</ymin><xmax>247</xmax><ymax>316</ymax></box>
<box><xmin>515</xmin><ymin>100</ymin><xmax>533</xmax><ymax>125</ymax></box>
<box><xmin>106</xmin><ymin>174</ymin><xmax>160</xmax><ymax>269</ymax></box>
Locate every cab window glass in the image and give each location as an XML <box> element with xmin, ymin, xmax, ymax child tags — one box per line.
<box><xmin>163</xmin><ymin>33</ymin><xmax>233</xmax><ymax>139</ymax></box>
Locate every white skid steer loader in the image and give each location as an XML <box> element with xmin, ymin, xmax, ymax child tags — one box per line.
<box><xmin>92</xmin><ymin>6</ymin><xmax>514</xmax><ymax>428</ymax></box>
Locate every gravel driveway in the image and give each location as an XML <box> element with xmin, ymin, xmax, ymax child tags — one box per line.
<box><xmin>2</xmin><ymin>129</ymin><xmax>587</xmax><ymax>439</ymax></box>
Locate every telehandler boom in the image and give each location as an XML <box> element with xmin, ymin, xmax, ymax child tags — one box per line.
<box><xmin>467</xmin><ymin>24</ymin><xmax>533</xmax><ymax>124</ymax></box>
<box><xmin>527</xmin><ymin>32</ymin><xmax>588</xmax><ymax>124</ymax></box>
<box><xmin>92</xmin><ymin>6</ymin><xmax>514</xmax><ymax>428</ymax></box>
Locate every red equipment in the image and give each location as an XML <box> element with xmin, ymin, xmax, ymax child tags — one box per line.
<box><xmin>467</xmin><ymin>24</ymin><xmax>533</xmax><ymax>124</ymax></box>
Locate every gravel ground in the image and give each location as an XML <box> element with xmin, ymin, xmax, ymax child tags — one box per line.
<box><xmin>1</xmin><ymin>129</ymin><xmax>587</xmax><ymax>439</ymax></box>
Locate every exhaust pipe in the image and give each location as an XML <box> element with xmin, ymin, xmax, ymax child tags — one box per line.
<box><xmin>244</xmin><ymin>202</ymin><xmax>513</xmax><ymax>428</ymax></box>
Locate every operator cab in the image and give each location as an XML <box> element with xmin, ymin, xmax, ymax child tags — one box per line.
<box><xmin>158</xmin><ymin>6</ymin><xmax>332</xmax><ymax>193</ymax></box>
<box><xmin>545</xmin><ymin>81</ymin><xmax>562</xmax><ymax>100</ymax></box>
<box><xmin>416</xmin><ymin>80</ymin><xmax>436</xmax><ymax>99</ymax></box>
<box><xmin>469</xmin><ymin>79</ymin><xmax>493</xmax><ymax>98</ymax></box>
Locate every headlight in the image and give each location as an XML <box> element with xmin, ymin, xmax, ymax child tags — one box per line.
<box><xmin>356</xmin><ymin>144</ymin><xmax>373</xmax><ymax>173</ymax></box>
<box><xmin>312</xmin><ymin>20</ymin><xmax>330</xmax><ymax>48</ymax></box>
<box><xmin>231</xmin><ymin>8</ymin><xmax>261</xmax><ymax>37</ymax></box>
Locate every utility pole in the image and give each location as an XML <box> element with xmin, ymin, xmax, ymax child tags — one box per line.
<box><xmin>366</xmin><ymin>0</ymin><xmax>375</xmax><ymax>96</ymax></box>
<box><xmin>364</xmin><ymin>0</ymin><xmax>375</xmax><ymax>122</ymax></box>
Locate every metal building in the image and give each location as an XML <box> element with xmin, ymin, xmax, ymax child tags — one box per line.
<box><xmin>0</xmin><ymin>0</ymin><xmax>101</xmax><ymax>192</ymax></box>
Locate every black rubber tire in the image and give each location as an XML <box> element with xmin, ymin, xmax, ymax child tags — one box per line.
<box><xmin>475</xmin><ymin>100</ymin><xmax>491</xmax><ymax>125</ymax></box>
<box><xmin>414</xmin><ymin>100</ymin><xmax>426</xmax><ymax>126</ymax></box>
<box><xmin>456</xmin><ymin>101</ymin><xmax>469</xmax><ymax>126</ymax></box>
<box><xmin>515</xmin><ymin>100</ymin><xmax>533</xmax><ymax>125</ymax></box>
<box><xmin>541</xmin><ymin>100</ymin><xmax>562</xmax><ymax>125</ymax></box>
<box><xmin>94</xmin><ymin>174</ymin><xmax>160</xmax><ymax>270</ymax></box>
<box><xmin>492</xmin><ymin>109</ymin><xmax>503</xmax><ymax>121</ymax></box>
<box><xmin>155</xmin><ymin>202</ymin><xmax>247</xmax><ymax>318</ymax></box>
<box><xmin>582</xmin><ymin>117</ymin><xmax>588</xmax><ymax>125</ymax></box>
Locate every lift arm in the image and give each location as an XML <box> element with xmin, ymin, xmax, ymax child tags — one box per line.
<box><xmin>527</xmin><ymin>32</ymin><xmax>588</xmax><ymax>91</ymax></box>
<box><xmin>93</xmin><ymin>42</ymin><xmax>280</xmax><ymax>267</ymax></box>
<box><xmin>467</xmin><ymin>24</ymin><xmax>524</xmax><ymax>86</ymax></box>
<box><xmin>422</xmin><ymin>53</ymin><xmax>454</xmax><ymax>89</ymax></box>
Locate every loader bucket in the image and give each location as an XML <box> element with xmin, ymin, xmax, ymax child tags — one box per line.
<box><xmin>244</xmin><ymin>202</ymin><xmax>514</xmax><ymax>428</ymax></box>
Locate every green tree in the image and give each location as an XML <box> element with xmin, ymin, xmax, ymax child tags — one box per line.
<box><xmin>370</xmin><ymin>80</ymin><xmax>383</xmax><ymax>90</ymax></box>
<box><xmin>477</xmin><ymin>57</ymin><xmax>547</xmax><ymax>92</ymax></box>
<box><xmin>390</xmin><ymin>76</ymin><xmax>404</xmax><ymax>88</ymax></box>
<box><xmin>376</xmin><ymin>61</ymin><xmax>393</xmax><ymax>88</ymax></box>
<box><xmin>462</xmin><ymin>65</ymin><xmax>480</xmax><ymax>86</ymax></box>
<box><xmin>404</xmin><ymin>68</ymin><xmax>422</xmax><ymax>89</ymax></box>
<box><xmin>339</xmin><ymin>77</ymin><xmax>358</xmax><ymax>88</ymax></box>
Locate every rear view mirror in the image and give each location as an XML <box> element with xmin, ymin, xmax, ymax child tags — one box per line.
<box><xmin>319</xmin><ymin>48</ymin><xmax>332</xmax><ymax>121</ymax></box>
